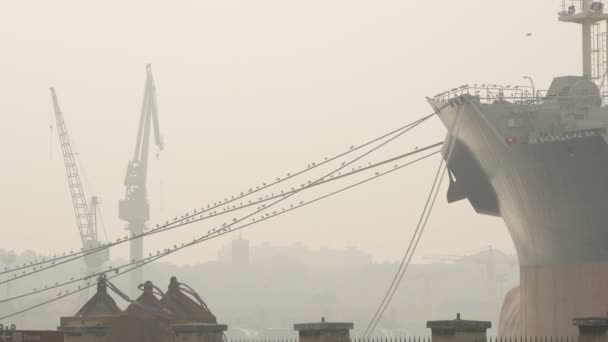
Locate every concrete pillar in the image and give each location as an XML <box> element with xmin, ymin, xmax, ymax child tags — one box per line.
<box><xmin>426</xmin><ymin>313</ymin><xmax>491</xmax><ymax>342</ymax></box>
<box><xmin>294</xmin><ymin>318</ymin><xmax>353</xmax><ymax>342</ymax></box>
<box><xmin>172</xmin><ymin>323</ymin><xmax>228</xmax><ymax>342</ymax></box>
<box><xmin>573</xmin><ymin>317</ymin><xmax>608</xmax><ymax>342</ymax></box>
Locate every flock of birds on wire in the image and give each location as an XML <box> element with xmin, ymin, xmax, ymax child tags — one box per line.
<box><xmin>0</xmin><ymin>115</ymin><xmax>440</xmax><ymax>320</ymax></box>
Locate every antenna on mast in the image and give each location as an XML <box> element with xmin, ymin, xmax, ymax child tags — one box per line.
<box><xmin>559</xmin><ymin>0</ymin><xmax>608</xmax><ymax>79</ymax></box>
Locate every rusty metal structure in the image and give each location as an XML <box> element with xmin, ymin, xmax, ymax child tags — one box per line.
<box><xmin>159</xmin><ymin>276</ymin><xmax>217</xmax><ymax>324</ymax></box>
<box><xmin>59</xmin><ymin>275</ymin><xmax>226</xmax><ymax>342</ymax></box>
<box><xmin>73</xmin><ymin>275</ymin><xmax>121</xmax><ymax>318</ymax></box>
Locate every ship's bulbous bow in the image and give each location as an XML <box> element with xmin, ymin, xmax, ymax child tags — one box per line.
<box><xmin>498</xmin><ymin>285</ymin><xmax>522</xmax><ymax>336</ymax></box>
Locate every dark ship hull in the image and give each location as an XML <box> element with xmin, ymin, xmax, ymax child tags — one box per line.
<box><xmin>429</xmin><ymin>95</ymin><xmax>608</xmax><ymax>336</ymax></box>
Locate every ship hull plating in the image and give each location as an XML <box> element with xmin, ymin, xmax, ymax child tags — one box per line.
<box><xmin>429</xmin><ymin>97</ymin><xmax>608</xmax><ymax>336</ymax></box>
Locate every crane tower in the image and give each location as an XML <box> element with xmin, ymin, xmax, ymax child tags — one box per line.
<box><xmin>119</xmin><ymin>64</ymin><xmax>163</xmax><ymax>289</ymax></box>
<box><xmin>51</xmin><ymin>88</ymin><xmax>109</xmax><ymax>272</ymax></box>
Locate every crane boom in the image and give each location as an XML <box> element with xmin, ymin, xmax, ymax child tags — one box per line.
<box><xmin>51</xmin><ymin>88</ymin><xmax>109</xmax><ymax>270</ymax></box>
<box><xmin>119</xmin><ymin>64</ymin><xmax>163</xmax><ymax>289</ymax></box>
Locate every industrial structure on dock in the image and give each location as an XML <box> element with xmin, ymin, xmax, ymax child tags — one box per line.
<box><xmin>59</xmin><ymin>276</ymin><xmax>225</xmax><ymax>342</ymax></box>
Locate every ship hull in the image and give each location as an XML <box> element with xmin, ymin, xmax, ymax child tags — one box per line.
<box><xmin>429</xmin><ymin>97</ymin><xmax>608</xmax><ymax>336</ymax></box>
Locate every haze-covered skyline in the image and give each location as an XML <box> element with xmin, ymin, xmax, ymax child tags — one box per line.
<box><xmin>0</xmin><ymin>238</ymin><xmax>519</xmax><ymax>333</ymax></box>
<box><xmin>0</xmin><ymin>0</ymin><xmax>580</xmax><ymax>265</ymax></box>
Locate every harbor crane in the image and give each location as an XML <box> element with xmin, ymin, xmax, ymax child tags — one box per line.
<box><xmin>51</xmin><ymin>88</ymin><xmax>109</xmax><ymax>273</ymax></box>
<box><xmin>119</xmin><ymin>64</ymin><xmax>164</xmax><ymax>289</ymax></box>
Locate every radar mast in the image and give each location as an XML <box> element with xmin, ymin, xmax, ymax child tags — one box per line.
<box><xmin>559</xmin><ymin>0</ymin><xmax>608</xmax><ymax>80</ymax></box>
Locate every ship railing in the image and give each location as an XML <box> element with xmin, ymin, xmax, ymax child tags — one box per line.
<box><xmin>560</xmin><ymin>0</ymin><xmax>583</xmax><ymax>16</ymax></box>
<box><xmin>559</xmin><ymin>0</ymin><xmax>605</xmax><ymax>17</ymax></box>
<box><xmin>602</xmin><ymin>90</ymin><xmax>608</xmax><ymax>104</ymax></box>
<box><xmin>430</xmin><ymin>85</ymin><xmax>547</xmax><ymax>105</ymax></box>
<box><xmin>226</xmin><ymin>336</ymin><xmax>579</xmax><ymax>342</ymax></box>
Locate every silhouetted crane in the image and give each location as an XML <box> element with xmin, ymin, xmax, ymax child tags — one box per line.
<box><xmin>119</xmin><ymin>64</ymin><xmax>164</xmax><ymax>289</ymax></box>
<box><xmin>50</xmin><ymin>88</ymin><xmax>109</xmax><ymax>273</ymax></box>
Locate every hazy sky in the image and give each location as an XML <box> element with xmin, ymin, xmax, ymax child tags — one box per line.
<box><xmin>0</xmin><ymin>0</ymin><xmax>583</xmax><ymax>265</ymax></box>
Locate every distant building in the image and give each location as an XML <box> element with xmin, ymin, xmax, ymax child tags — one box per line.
<box><xmin>231</xmin><ymin>236</ymin><xmax>250</xmax><ymax>270</ymax></box>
